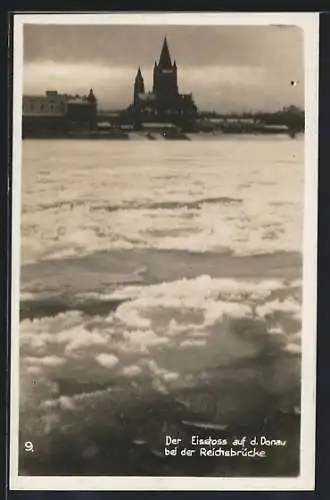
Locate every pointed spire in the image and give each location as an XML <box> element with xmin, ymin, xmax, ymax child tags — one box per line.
<box><xmin>134</xmin><ymin>67</ymin><xmax>145</xmax><ymax>96</ymax></box>
<box><xmin>87</xmin><ymin>88</ymin><xmax>96</xmax><ymax>103</ymax></box>
<box><xmin>158</xmin><ymin>36</ymin><xmax>172</xmax><ymax>68</ymax></box>
<box><xmin>135</xmin><ymin>67</ymin><xmax>143</xmax><ymax>81</ymax></box>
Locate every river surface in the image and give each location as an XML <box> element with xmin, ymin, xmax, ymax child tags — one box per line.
<box><xmin>18</xmin><ymin>135</ymin><xmax>303</xmax><ymax>477</ymax></box>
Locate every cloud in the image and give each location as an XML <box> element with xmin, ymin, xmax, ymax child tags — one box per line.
<box><xmin>179</xmin><ymin>339</ymin><xmax>207</xmax><ymax>348</ymax></box>
<box><xmin>141</xmin><ymin>359</ymin><xmax>179</xmax><ymax>383</ymax></box>
<box><xmin>268</xmin><ymin>326</ymin><xmax>284</xmax><ymax>336</ymax></box>
<box><xmin>283</xmin><ymin>343</ymin><xmax>301</xmax><ymax>355</ymax></box>
<box><xmin>40</xmin><ymin>396</ymin><xmax>77</xmax><ymax>411</ymax></box>
<box><xmin>23</xmin><ymin>24</ymin><xmax>303</xmax><ymax>70</ymax></box>
<box><xmin>256</xmin><ymin>298</ymin><xmax>301</xmax><ymax>320</ymax></box>
<box><xmin>63</xmin><ymin>326</ymin><xmax>108</xmax><ymax>356</ymax></box>
<box><xmin>114</xmin><ymin>302</ymin><xmax>151</xmax><ymax>329</ymax></box>
<box><xmin>162</xmin><ymin>371</ymin><xmax>179</xmax><ymax>382</ymax></box>
<box><xmin>121</xmin><ymin>329</ymin><xmax>170</xmax><ymax>352</ymax></box>
<box><xmin>203</xmin><ymin>301</ymin><xmax>252</xmax><ymax>327</ymax></box>
<box><xmin>95</xmin><ymin>353</ymin><xmax>119</xmax><ymax>368</ymax></box>
<box><xmin>25</xmin><ymin>365</ymin><xmax>42</xmax><ymax>375</ymax></box>
<box><xmin>25</xmin><ymin>355</ymin><xmax>65</xmax><ymax>367</ymax></box>
<box><xmin>122</xmin><ymin>365</ymin><xmax>142</xmax><ymax>377</ymax></box>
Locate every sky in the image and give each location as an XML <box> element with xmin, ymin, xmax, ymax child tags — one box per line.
<box><xmin>23</xmin><ymin>24</ymin><xmax>304</xmax><ymax>113</ymax></box>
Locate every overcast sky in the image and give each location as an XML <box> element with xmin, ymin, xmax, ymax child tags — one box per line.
<box><xmin>23</xmin><ymin>24</ymin><xmax>304</xmax><ymax>112</ymax></box>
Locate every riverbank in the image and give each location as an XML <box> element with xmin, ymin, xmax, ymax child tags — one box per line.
<box><xmin>21</xmin><ymin>130</ymin><xmax>303</xmax><ymax>140</ymax></box>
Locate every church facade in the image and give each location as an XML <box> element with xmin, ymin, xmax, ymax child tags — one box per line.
<box><xmin>126</xmin><ymin>37</ymin><xmax>198</xmax><ymax>131</ymax></box>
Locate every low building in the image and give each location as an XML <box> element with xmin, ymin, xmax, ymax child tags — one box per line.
<box><xmin>23</xmin><ymin>90</ymin><xmax>67</xmax><ymax>116</ymax></box>
<box><xmin>66</xmin><ymin>92</ymin><xmax>97</xmax><ymax>130</ymax></box>
<box><xmin>22</xmin><ymin>89</ymin><xmax>97</xmax><ymax>137</ymax></box>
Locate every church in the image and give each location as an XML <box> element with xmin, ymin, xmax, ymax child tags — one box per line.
<box><xmin>126</xmin><ymin>37</ymin><xmax>198</xmax><ymax>131</ymax></box>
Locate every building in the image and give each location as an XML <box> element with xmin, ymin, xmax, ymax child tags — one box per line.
<box><xmin>23</xmin><ymin>90</ymin><xmax>67</xmax><ymax>115</ymax></box>
<box><xmin>66</xmin><ymin>90</ymin><xmax>97</xmax><ymax>130</ymax></box>
<box><xmin>126</xmin><ymin>37</ymin><xmax>198</xmax><ymax>131</ymax></box>
<box><xmin>22</xmin><ymin>90</ymin><xmax>67</xmax><ymax>137</ymax></box>
<box><xmin>22</xmin><ymin>89</ymin><xmax>97</xmax><ymax>137</ymax></box>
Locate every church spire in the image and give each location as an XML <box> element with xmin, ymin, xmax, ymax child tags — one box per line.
<box><xmin>158</xmin><ymin>36</ymin><xmax>172</xmax><ymax>68</ymax></box>
<box><xmin>134</xmin><ymin>67</ymin><xmax>145</xmax><ymax>100</ymax></box>
<box><xmin>135</xmin><ymin>67</ymin><xmax>143</xmax><ymax>82</ymax></box>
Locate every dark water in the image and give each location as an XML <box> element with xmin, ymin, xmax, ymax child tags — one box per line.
<box><xmin>19</xmin><ymin>249</ymin><xmax>301</xmax><ymax>477</ymax></box>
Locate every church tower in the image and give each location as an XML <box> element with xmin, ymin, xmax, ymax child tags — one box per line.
<box><xmin>153</xmin><ymin>37</ymin><xmax>178</xmax><ymax>103</ymax></box>
<box><xmin>133</xmin><ymin>67</ymin><xmax>145</xmax><ymax>105</ymax></box>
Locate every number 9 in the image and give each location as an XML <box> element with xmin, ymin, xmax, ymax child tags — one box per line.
<box><xmin>24</xmin><ymin>441</ymin><xmax>34</xmax><ymax>452</ymax></box>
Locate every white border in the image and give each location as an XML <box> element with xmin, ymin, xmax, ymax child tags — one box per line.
<box><xmin>10</xmin><ymin>12</ymin><xmax>319</xmax><ymax>491</ymax></box>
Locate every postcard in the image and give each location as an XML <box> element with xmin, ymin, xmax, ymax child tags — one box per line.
<box><xmin>9</xmin><ymin>12</ymin><xmax>318</xmax><ymax>491</ymax></box>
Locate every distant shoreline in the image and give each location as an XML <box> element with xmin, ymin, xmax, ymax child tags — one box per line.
<box><xmin>21</xmin><ymin>131</ymin><xmax>303</xmax><ymax>141</ymax></box>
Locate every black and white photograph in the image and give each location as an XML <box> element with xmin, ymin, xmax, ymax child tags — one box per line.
<box><xmin>10</xmin><ymin>13</ymin><xmax>318</xmax><ymax>491</ymax></box>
